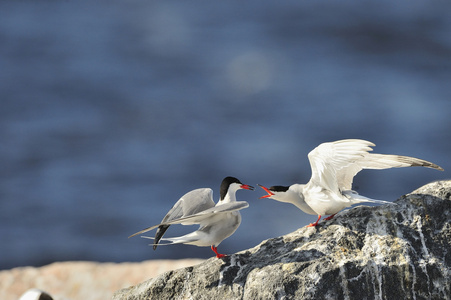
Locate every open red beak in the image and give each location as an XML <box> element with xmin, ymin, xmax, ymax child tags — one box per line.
<box><xmin>240</xmin><ymin>184</ymin><xmax>255</xmax><ymax>191</ymax></box>
<box><xmin>257</xmin><ymin>184</ymin><xmax>274</xmax><ymax>199</ymax></box>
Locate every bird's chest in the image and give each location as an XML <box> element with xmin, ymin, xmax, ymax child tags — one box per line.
<box><xmin>210</xmin><ymin>212</ymin><xmax>240</xmax><ymax>232</ymax></box>
<box><xmin>304</xmin><ymin>186</ymin><xmax>347</xmax><ymax>215</ymax></box>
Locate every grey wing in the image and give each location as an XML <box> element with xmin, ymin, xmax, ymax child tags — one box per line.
<box><xmin>316</xmin><ymin>140</ymin><xmax>444</xmax><ymax>192</ymax></box>
<box><xmin>338</xmin><ymin>145</ymin><xmax>444</xmax><ymax>190</ymax></box>
<box><xmin>357</xmin><ymin>153</ymin><xmax>443</xmax><ymax>171</ymax></box>
<box><xmin>156</xmin><ymin>201</ymin><xmax>248</xmax><ymax>227</ymax></box>
<box><xmin>161</xmin><ymin>188</ymin><xmax>215</xmax><ymax>223</ymax></box>
<box><xmin>192</xmin><ymin>201</ymin><xmax>250</xmax><ymax>222</ymax></box>
<box><xmin>129</xmin><ymin>188</ymin><xmax>215</xmax><ymax>239</ymax></box>
<box><xmin>130</xmin><ymin>201</ymin><xmax>249</xmax><ymax>237</ymax></box>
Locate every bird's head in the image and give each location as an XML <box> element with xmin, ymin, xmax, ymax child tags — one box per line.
<box><xmin>257</xmin><ymin>184</ymin><xmax>290</xmax><ymax>201</ymax></box>
<box><xmin>220</xmin><ymin>176</ymin><xmax>254</xmax><ymax>200</ymax></box>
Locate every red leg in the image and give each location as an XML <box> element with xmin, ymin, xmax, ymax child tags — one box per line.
<box><xmin>324</xmin><ymin>214</ymin><xmax>336</xmax><ymax>221</ymax></box>
<box><xmin>211</xmin><ymin>246</ymin><xmax>226</xmax><ymax>258</ymax></box>
<box><xmin>307</xmin><ymin>215</ymin><xmax>321</xmax><ymax>227</ymax></box>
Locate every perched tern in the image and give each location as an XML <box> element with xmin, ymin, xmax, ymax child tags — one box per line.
<box><xmin>129</xmin><ymin>176</ymin><xmax>254</xmax><ymax>258</ymax></box>
<box><xmin>259</xmin><ymin>139</ymin><xmax>443</xmax><ymax>227</ymax></box>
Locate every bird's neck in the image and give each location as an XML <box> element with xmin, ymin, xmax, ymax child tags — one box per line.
<box><xmin>220</xmin><ymin>187</ymin><xmax>239</xmax><ymax>204</ymax></box>
<box><xmin>285</xmin><ymin>184</ymin><xmax>306</xmax><ymax>206</ymax></box>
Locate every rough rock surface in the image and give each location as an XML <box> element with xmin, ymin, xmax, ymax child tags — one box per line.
<box><xmin>0</xmin><ymin>259</ymin><xmax>204</xmax><ymax>300</ymax></box>
<box><xmin>114</xmin><ymin>180</ymin><xmax>451</xmax><ymax>300</ymax></box>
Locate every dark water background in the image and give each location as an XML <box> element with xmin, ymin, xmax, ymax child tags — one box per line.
<box><xmin>1</xmin><ymin>1</ymin><xmax>450</xmax><ymax>270</ymax></box>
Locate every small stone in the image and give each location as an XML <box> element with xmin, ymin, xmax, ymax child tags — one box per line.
<box><xmin>19</xmin><ymin>289</ymin><xmax>53</xmax><ymax>300</ymax></box>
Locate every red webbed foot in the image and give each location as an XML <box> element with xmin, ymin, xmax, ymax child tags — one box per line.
<box><xmin>307</xmin><ymin>215</ymin><xmax>322</xmax><ymax>227</ymax></box>
<box><xmin>211</xmin><ymin>246</ymin><xmax>227</xmax><ymax>258</ymax></box>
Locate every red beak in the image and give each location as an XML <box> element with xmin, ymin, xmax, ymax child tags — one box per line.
<box><xmin>257</xmin><ymin>184</ymin><xmax>274</xmax><ymax>199</ymax></box>
<box><xmin>240</xmin><ymin>184</ymin><xmax>255</xmax><ymax>191</ymax></box>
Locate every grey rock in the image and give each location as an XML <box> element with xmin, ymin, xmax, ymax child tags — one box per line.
<box><xmin>114</xmin><ymin>180</ymin><xmax>451</xmax><ymax>300</ymax></box>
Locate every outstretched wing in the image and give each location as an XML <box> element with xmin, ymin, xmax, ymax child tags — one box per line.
<box><xmin>161</xmin><ymin>188</ymin><xmax>215</xmax><ymax>223</ymax></box>
<box><xmin>307</xmin><ymin>139</ymin><xmax>443</xmax><ymax>193</ymax></box>
<box><xmin>357</xmin><ymin>153</ymin><xmax>443</xmax><ymax>171</ymax></box>
<box><xmin>129</xmin><ymin>201</ymin><xmax>249</xmax><ymax>238</ymax></box>
<box><xmin>129</xmin><ymin>188</ymin><xmax>215</xmax><ymax>239</ymax></box>
<box><xmin>307</xmin><ymin>139</ymin><xmax>374</xmax><ymax>193</ymax></box>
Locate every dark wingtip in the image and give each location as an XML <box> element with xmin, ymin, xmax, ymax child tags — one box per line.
<box><xmin>402</xmin><ymin>156</ymin><xmax>444</xmax><ymax>171</ymax></box>
<box><xmin>435</xmin><ymin>165</ymin><xmax>445</xmax><ymax>171</ymax></box>
<box><xmin>153</xmin><ymin>225</ymin><xmax>170</xmax><ymax>250</ymax></box>
<box><xmin>421</xmin><ymin>162</ymin><xmax>444</xmax><ymax>171</ymax></box>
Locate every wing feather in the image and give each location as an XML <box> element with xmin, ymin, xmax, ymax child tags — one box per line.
<box><xmin>308</xmin><ymin>139</ymin><xmax>373</xmax><ymax>192</ymax></box>
<box><xmin>129</xmin><ymin>188</ymin><xmax>215</xmax><ymax>238</ymax></box>
<box><xmin>129</xmin><ymin>201</ymin><xmax>249</xmax><ymax>238</ymax></box>
<box><xmin>160</xmin><ymin>188</ymin><xmax>215</xmax><ymax>223</ymax></box>
<box><xmin>307</xmin><ymin>139</ymin><xmax>443</xmax><ymax>193</ymax></box>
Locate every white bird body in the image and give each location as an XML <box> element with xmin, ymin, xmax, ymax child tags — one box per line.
<box><xmin>158</xmin><ymin>210</ymin><xmax>242</xmax><ymax>247</ymax></box>
<box><xmin>259</xmin><ymin>139</ymin><xmax>443</xmax><ymax>227</ymax></box>
<box><xmin>129</xmin><ymin>176</ymin><xmax>253</xmax><ymax>258</ymax></box>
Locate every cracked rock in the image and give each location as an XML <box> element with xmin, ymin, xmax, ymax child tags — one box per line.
<box><xmin>114</xmin><ymin>180</ymin><xmax>451</xmax><ymax>300</ymax></box>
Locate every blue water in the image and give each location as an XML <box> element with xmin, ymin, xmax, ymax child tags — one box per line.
<box><xmin>1</xmin><ymin>1</ymin><xmax>450</xmax><ymax>270</ymax></box>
